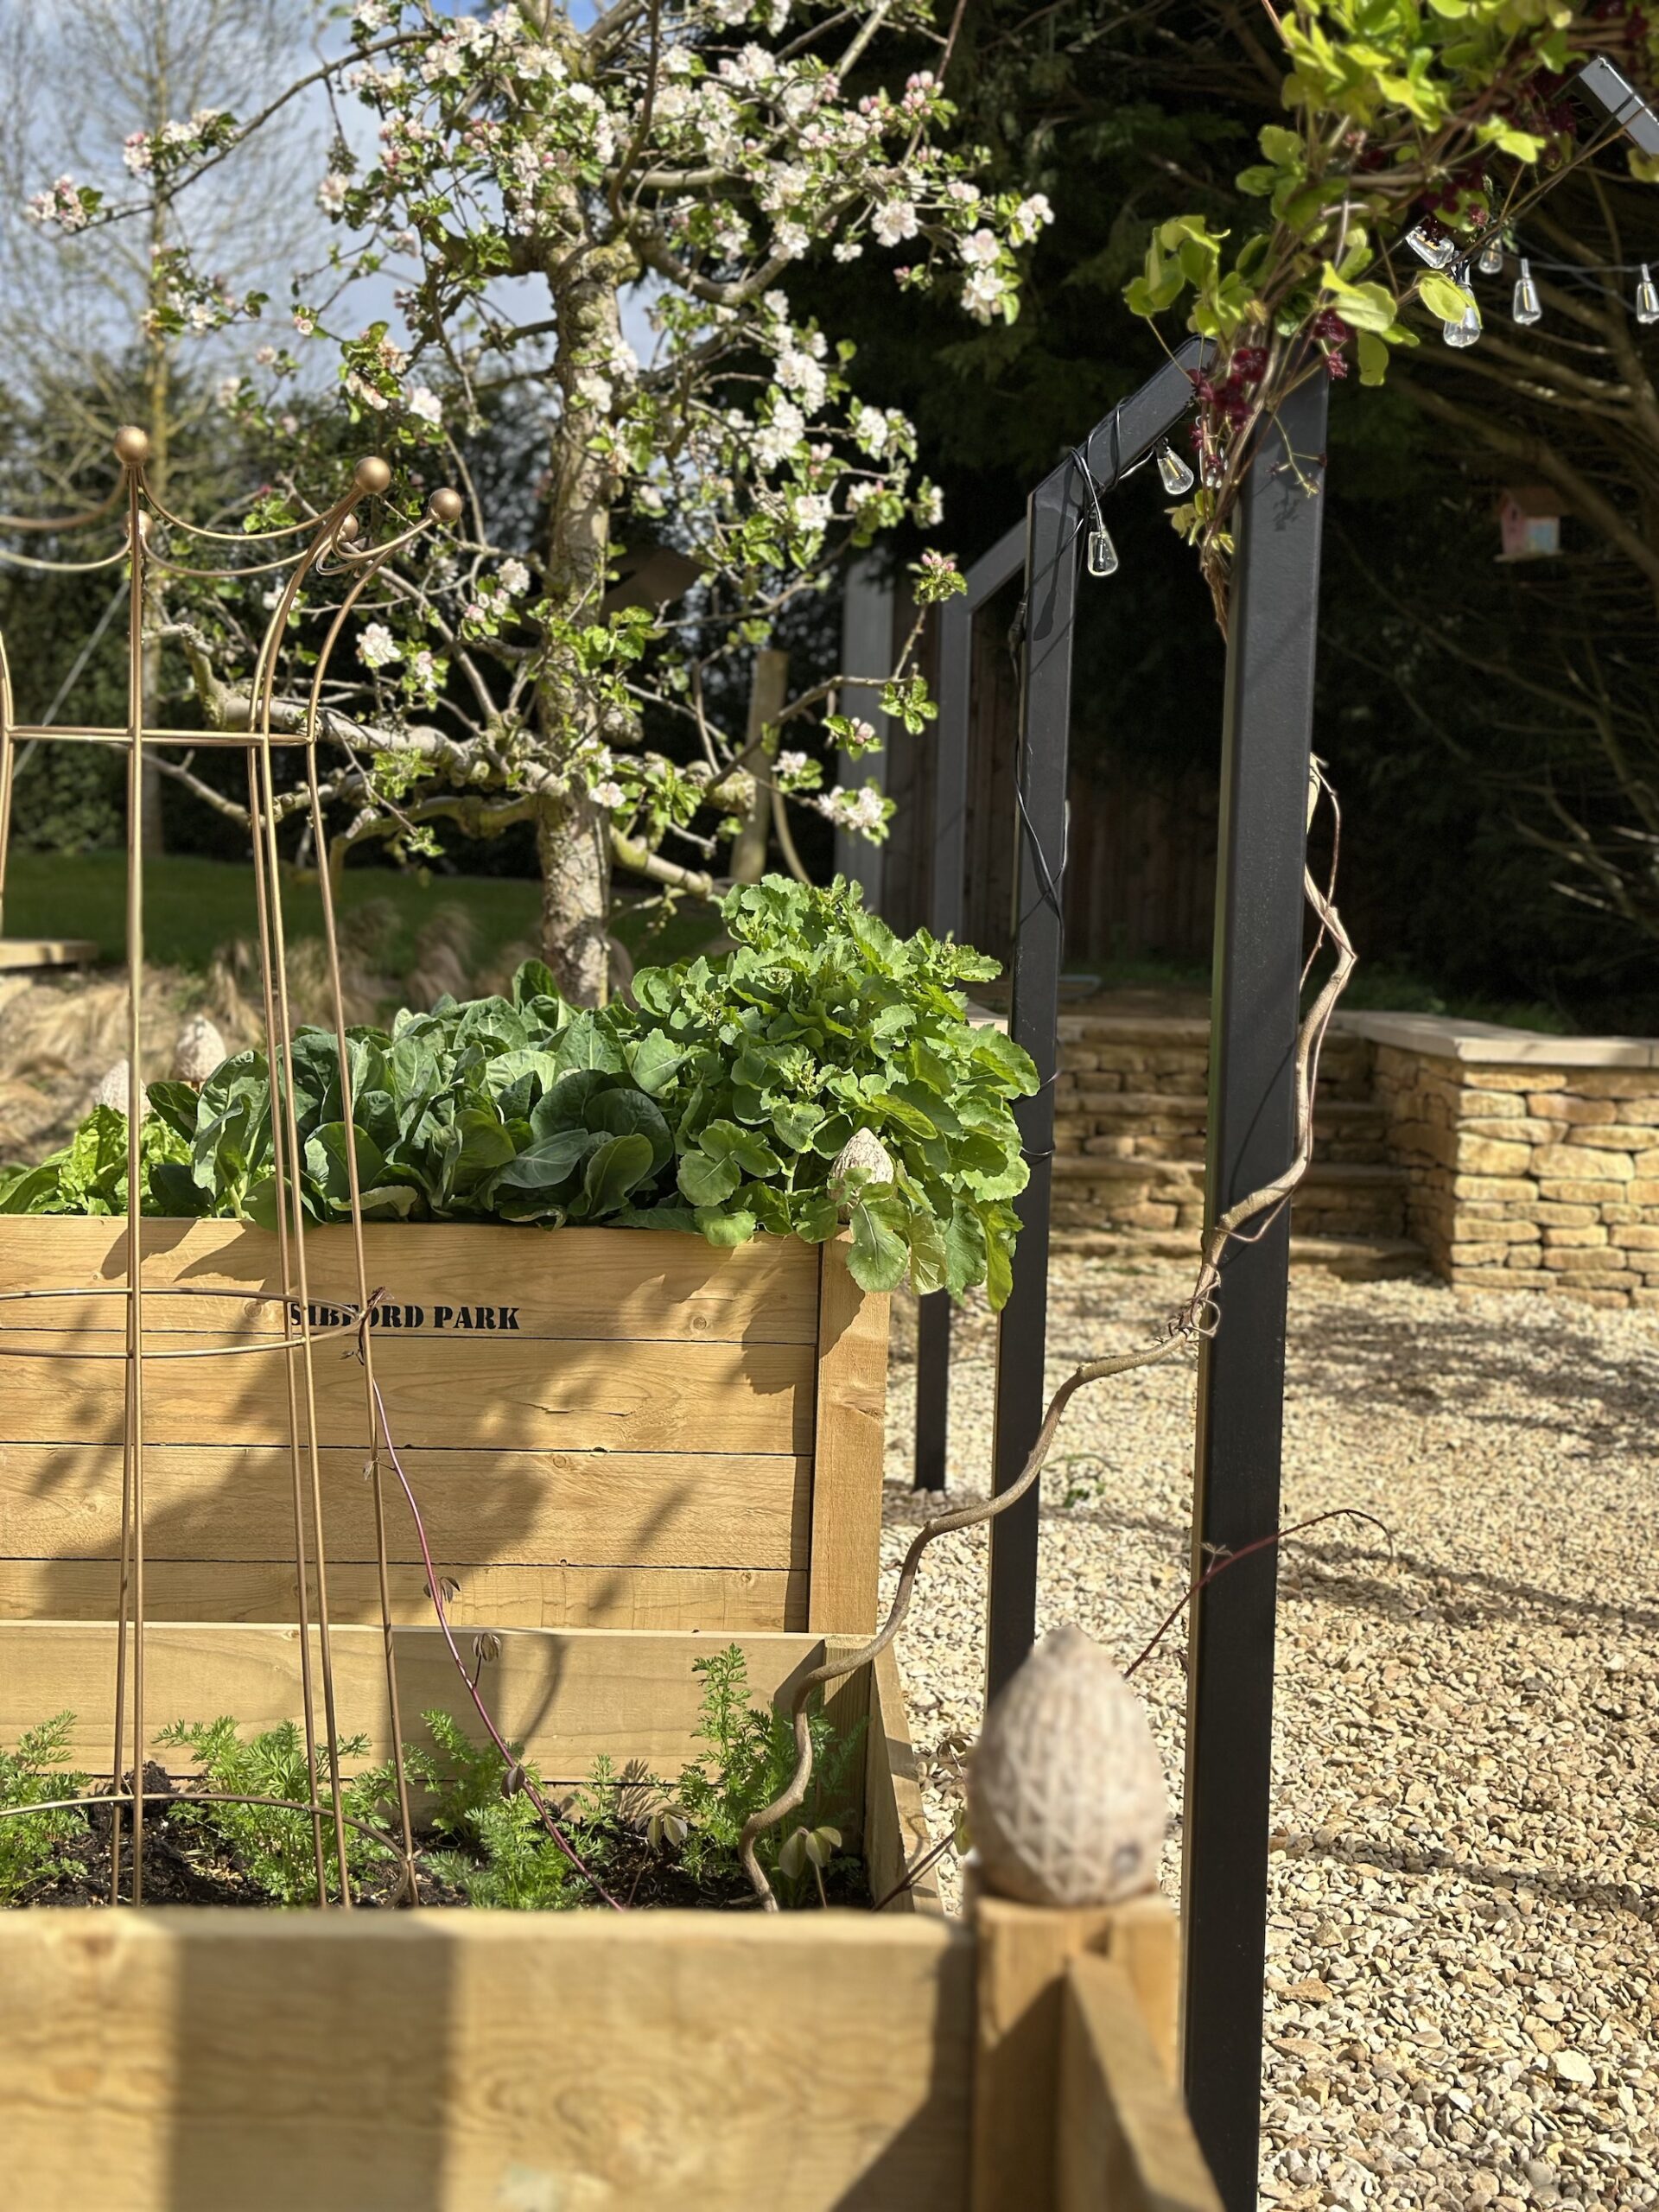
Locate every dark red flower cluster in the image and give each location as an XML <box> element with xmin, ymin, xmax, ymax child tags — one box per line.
<box><xmin>1309</xmin><ymin>309</ymin><xmax>1351</xmax><ymax>345</ymax></box>
<box><xmin>1421</xmin><ymin>164</ymin><xmax>1484</xmax><ymax>215</ymax></box>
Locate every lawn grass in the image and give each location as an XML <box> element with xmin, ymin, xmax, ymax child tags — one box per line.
<box><xmin>1</xmin><ymin>851</ymin><xmax>721</xmax><ymax>980</ymax></box>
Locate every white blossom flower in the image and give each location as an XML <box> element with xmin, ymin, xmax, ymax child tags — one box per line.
<box><xmin>123</xmin><ymin>132</ymin><xmax>153</xmax><ymax>176</ymax></box>
<box><xmin>591</xmin><ymin>779</ymin><xmax>626</xmax><ymax>809</ymax></box>
<box><xmin>774</xmin><ymin>345</ymin><xmax>827</xmax><ymax>413</ymax></box>
<box><xmin>345</xmin><ymin>370</ymin><xmax>390</xmax><ymax>411</ymax></box>
<box><xmin>1010</xmin><ymin>193</ymin><xmax>1055</xmax><ymax>245</ymax></box>
<box><xmin>754</xmin><ymin>398</ymin><xmax>806</xmax><ymax>471</ymax></box>
<box><xmin>958</xmin><ymin>228</ymin><xmax>1001</xmax><ymax>268</ymax></box>
<box><xmin>792</xmin><ymin>491</ymin><xmax>833</xmax><ymax>529</ymax></box>
<box><xmin>963</xmin><ymin>269</ymin><xmax>1006</xmax><ymax>323</ymax></box>
<box><xmin>292</xmin><ymin>308</ymin><xmax>316</xmax><ymax>337</ymax></box>
<box><xmin>358</xmin><ymin>622</ymin><xmax>402</xmax><ymax>671</ymax></box>
<box><xmin>816</xmin><ymin>783</ymin><xmax>887</xmax><ymax>833</ymax></box>
<box><xmin>832</xmin><ymin>242</ymin><xmax>863</xmax><ymax>263</ymax></box>
<box><xmin>404</xmin><ymin>384</ymin><xmax>442</xmax><ymax>425</ymax></box>
<box><xmin>254</xmin><ymin>344</ymin><xmax>277</xmax><ymax>367</ymax></box>
<box><xmin>872</xmin><ymin>200</ymin><xmax>918</xmax><ymax>247</ymax></box>
<box><xmin>214</xmin><ymin>376</ymin><xmax>243</xmax><ymax>410</ymax></box>
<box><xmin>353</xmin><ymin>0</ymin><xmax>391</xmax><ymax>29</ymax></box>
<box><xmin>776</xmin><ymin>748</ymin><xmax>810</xmax><ymax>778</ymax></box>
<box><xmin>853</xmin><ymin>404</ymin><xmax>888</xmax><ymax>455</ymax></box>
<box><xmin>317</xmin><ymin>173</ymin><xmax>351</xmax><ymax>214</ymax></box>
<box><xmin>499</xmin><ymin>558</ymin><xmax>531</xmax><ymax>596</ymax></box>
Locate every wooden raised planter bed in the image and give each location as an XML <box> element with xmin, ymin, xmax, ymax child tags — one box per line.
<box><xmin>0</xmin><ymin>1618</ymin><xmax>1212</xmax><ymax>2212</ymax></box>
<box><xmin>0</xmin><ymin>1217</ymin><xmax>889</xmax><ymax>1635</ymax></box>
<box><xmin>0</xmin><ymin>1236</ymin><xmax>1222</xmax><ymax>2209</ymax></box>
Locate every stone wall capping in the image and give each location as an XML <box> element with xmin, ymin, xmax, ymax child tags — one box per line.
<box><xmin>1334</xmin><ymin>1009</ymin><xmax>1659</xmax><ymax>1068</ymax></box>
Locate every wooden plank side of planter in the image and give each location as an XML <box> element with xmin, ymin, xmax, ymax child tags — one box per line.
<box><xmin>0</xmin><ymin>1914</ymin><xmax>976</xmax><ymax>2212</ymax></box>
<box><xmin>0</xmin><ymin>1623</ymin><xmax>861</xmax><ymax>1780</ymax></box>
<box><xmin>1057</xmin><ymin>1956</ymin><xmax>1224</xmax><ymax>2212</ymax></box>
<box><xmin>864</xmin><ymin>1643</ymin><xmax>940</xmax><ymax>1915</ymax></box>
<box><xmin>807</xmin><ymin>1236</ymin><xmax>889</xmax><ymax>1633</ymax></box>
<box><xmin>0</xmin><ymin>1442</ymin><xmax>809</xmax><ymax>1569</ymax></box>
<box><xmin>0</xmin><ymin>1219</ymin><xmax>822</xmax><ymax>1342</ymax></box>
<box><xmin>0</xmin><ymin>1559</ymin><xmax>803</xmax><ymax>1630</ymax></box>
<box><xmin>0</xmin><ymin>1222</ymin><xmax>888</xmax><ymax>1637</ymax></box>
<box><xmin>0</xmin><ymin>1329</ymin><xmax>813</xmax><ymax>1453</ymax></box>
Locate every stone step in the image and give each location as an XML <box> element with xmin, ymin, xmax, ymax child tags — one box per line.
<box><xmin>1051</xmin><ymin>1154</ymin><xmax>1406</xmax><ymax>1188</ymax></box>
<box><xmin>1049</xmin><ymin>1228</ymin><xmax>1430</xmax><ymax>1280</ymax></box>
<box><xmin>1052</xmin><ymin>1089</ymin><xmax>1382</xmax><ymax>1123</ymax></box>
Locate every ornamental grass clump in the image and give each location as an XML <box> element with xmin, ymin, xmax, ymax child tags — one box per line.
<box><xmin>0</xmin><ymin>877</ymin><xmax>1037</xmax><ymax>1304</ymax></box>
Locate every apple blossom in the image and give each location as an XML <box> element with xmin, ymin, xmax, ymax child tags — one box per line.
<box><xmin>25</xmin><ymin>0</ymin><xmax>1033</xmax><ymax>997</ymax></box>
<box><xmin>357</xmin><ymin>623</ymin><xmax>402</xmax><ymax>671</ymax></box>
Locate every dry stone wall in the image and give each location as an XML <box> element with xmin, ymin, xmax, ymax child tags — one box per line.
<box><xmin>1049</xmin><ymin>1007</ymin><xmax>1408</xmax><ymax>1258</ymax></box>
<box><xmin>1359</xmin><ymin>1016</ymin><xmax>1659</xmax><ymax>1310</ymax></box>
<box><xmin>1046</xmin><ymin>1002</ymin><xmax>1659</xmax><ymax>1303</ymax></box>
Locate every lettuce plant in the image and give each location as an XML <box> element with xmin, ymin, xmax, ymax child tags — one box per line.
<box><xmin>0</xmin><ymin>878</ymin><xmax>1036</xmax><ymax>1303</ymax></box>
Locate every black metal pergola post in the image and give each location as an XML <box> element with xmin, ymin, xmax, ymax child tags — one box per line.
<box><xmin>913</xmin><ymin>335</ymin><xmax>1323</xmax><ymax>2207</ymax></box>
<box><xmin>1179</xmin><ymin>367</ymin><xmax>1328</xmax><ymax>2210</ymax></box>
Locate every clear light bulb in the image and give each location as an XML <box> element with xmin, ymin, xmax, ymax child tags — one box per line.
<box><xmin>1637</xmin><ymin>264</ymin><xmax>1659</xmax><ymax>326</ymax></box>
<box><xmin>1086</xmin><ymin>524</ymin><xmax>1119</xmax><ymax>577</ymax></box>
<box><xmin>1442</xmin><ymin>298</ymin><xmax>1482</xmax><ymax>349</ymax></box>
<box><xmin>1156</xmin><ymin>442</ymin><xmax>1196</xmax><ymax>496</ymax></box>
<box><xmin>1407</xmin><ymin>223</ymin><xmax>1456</xmax><ymax>269</ymax></box>
<box><xmin>1512</xmin><ymin>259</ymin><xmax>1541</xmax><ymax>326</ymax></box>
<box><xmin>1478</xmin><ymin>238</ymin><xmax>1503</xmax><ymax>276</ymax></box>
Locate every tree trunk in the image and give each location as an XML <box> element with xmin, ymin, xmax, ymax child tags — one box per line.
<box><xmin>532</xmin><ymin>229</ymin><xmax>635</xmax><ymax>1001</ymax></box>
<box><xmin>730</xmin><ymin>647</ymin><xmax>790</xmax><ymax>884</ymax></box>
<box><xmin>537</xmin><ymin>786</ymin><xmax>611</xmax><ymax>1004</ymax></box>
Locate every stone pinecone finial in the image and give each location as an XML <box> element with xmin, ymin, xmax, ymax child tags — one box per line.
<box><xmin>968</xmin><ymin>1624</ymin><xmax>1167</xmax><ymax>1909</ymax></box>
<box><xmin>174</xmin><ymin>1014</ymin><xmax>227</xmax><ymax>1086</ymax></box>
<box><xmin>92</xmin><ymin>1059</ymin><xmax>145</xmax><ymax>1118</ymax></box>
<box><xmin>828</xmin><ymin>1128</ymin><xmax>895</xmax><ymax>1217</ymax></box>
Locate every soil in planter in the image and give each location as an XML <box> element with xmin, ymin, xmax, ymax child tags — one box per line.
<box><xmin>3</xmin><ymin>1646</ymin><xmax>875</xmax><ymax>1913</ymax></box>
<box><xmin>20</xmin><ymin>1775</ymin><xmax>872</xmax><ymax>1911</ymax></box>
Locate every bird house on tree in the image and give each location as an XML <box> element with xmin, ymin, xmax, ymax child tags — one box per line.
<box><xmin>1497</xmin><ymin>485</ymin><xmax>1562</xmax><ymax>561</ymax></box>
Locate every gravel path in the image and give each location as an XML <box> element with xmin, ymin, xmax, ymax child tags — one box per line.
<box><xmin>881</xmin><ymin>1257</ymin><xmax>1659</xmax><ymax>2209</ymax></box>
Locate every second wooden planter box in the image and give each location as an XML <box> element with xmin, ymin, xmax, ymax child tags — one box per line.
<box><xmin>0</xmin><ymin>1218</ymin><xmax>890</xmax><ymax>1635</ymax></box>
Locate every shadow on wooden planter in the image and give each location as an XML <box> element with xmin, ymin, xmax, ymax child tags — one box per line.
<box><xmin>0</xmin><ymin>1220</ymin><xmax>890</xmax><ymax>1636</ymax></box>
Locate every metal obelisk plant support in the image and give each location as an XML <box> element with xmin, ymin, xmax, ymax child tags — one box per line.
<box><xmin>0</xmin><ymin>435</ymin><xmax>468</xmax><ymax>1905</ymax></box>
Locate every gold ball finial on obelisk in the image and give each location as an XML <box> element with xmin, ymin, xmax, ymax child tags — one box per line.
<box><xmin>428</xmin><ymin>487</ymin><xmax>464</xmax><ymax>525</ymax></box>
<box><xmin>112</xmin><ymin>424</ymin><xmax>150</xmax><ymax>470</ymax></box>
<box><xmin>353</xmin><ymin>455</ymin><xmax>391</xmax><ymax>495</ymax></box>
<box><xmin>333</xmin><ymin>512</ymin><xmax>360</xmax><ymax>544</ymax></box>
